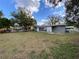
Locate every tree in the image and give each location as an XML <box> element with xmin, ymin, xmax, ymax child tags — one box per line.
<box><xmin>66</xmin><ymin>19</ymin><xmax>75</xmax><ymax>26</ymax></box>
<box><xmin>48</xmin><ymin>16</ymin><xmax>60</xmax><ymax>25</ymax></box>
<box><xmin>45</xmin><ymin>0</ymin><xmax>63</xmax><ymax>25</ymax></box>
<box><xmin>10</xmin><ymin>18</ymin><xmax>19</xmax><ymax>26</ymax></box>
<box><xmin>46</xmin><ymin>0</ymin><xmax>62</xmax><ymax>6</ymax></box>
<box><xmin>11</xmin><ymin>8</ymin><xmax>37</xmax><ymax>31</ymax></box>
<box><xmin>0</xmin><ymin>18</ymin><xmax>11</xmax><ymax>29</ymax></box>
<box><xmin>0</xmin><ymin>11</ymin><xmax>11</xmax><ymax>29</ymax></box>
<box><xmin>65</xmin><ymin>0</ymin><xmax>79</xmax><ymax>28</ymax></box>
<box><xmin>0</xmin><ymin>11</ymin><xmax>3</xmax><ymax>18</ymax></box>
<box><xmin>46</xmin><ymin>0</ymin><xmax>79</xmax><ymax>28</ymax></box>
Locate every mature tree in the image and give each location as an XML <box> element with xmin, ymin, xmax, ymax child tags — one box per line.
<box><xmin>46</xmin><ymin>0</ymin><xmax>79</xmax><ymax>28</ymax></box>
<box><xmin>0</xmin><ymin>11</ymin><xmax>3</xmax><ymax>18</ymax></box>
<box><xmin>48</xmin><ymin>16</ymin><xmax>60</xmax><ymax>25</ymax></box>
<box><xmin>65</xmin><ymin>0</ymin><xmax>79</xmax><ymax>28</ymax></box>
<box><xmin>10</xmin><ymin>18</ymin><xmax>19</xmax><ymax>26</ymax></box>
<box><xmin>46</xmin><ymin>0</ymin><xmax>63</xmax><ymax>25</ymax></box>
<box><xmin>47</xmin><ymin>0</ymin><xmax>62</xmax><ymax>6</ymax></box>
<box><xmin>0</xmin><ymin>11</ymin><xmax>11</xmax><ymax>29</ymax></box>
<box><xmin>0</xmin><ymin>18</ymin><xmax>11</xmax><ymax>29</ymax></box>
<box><xmin>11</xmin><ymin>8</ymin><xmax>37</xmax><ymax>31</ymax></box>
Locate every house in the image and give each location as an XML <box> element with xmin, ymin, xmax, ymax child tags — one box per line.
<box><xmin>36</xmin><ymin>24</ymin><xmax>66</xmax><ymax>33</ymax></box>
<box><xmin>51</xmin><ymin>25</ymin><xmax>66</xmax><ymax>33</ymax></box>
<box><xmin>65</xmin><ymin>26</ymin><xmax>75</xmax><ymax>32</ymax></box>
<box><xmin>66</xmin><ymin>26</ymin><xmax>79</xmax><ymax>32</ymax></box>
<box><xmin>36</xmin><ymin>24</ymin><xmax>79</xmax><ymax>33</ymax></box>
<box><xmin>36</xmin><ymin>25</ymin><xmax>46</xmax><ymax>32</ymax></box>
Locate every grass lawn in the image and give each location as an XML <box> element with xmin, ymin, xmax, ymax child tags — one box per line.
<box><xmin>0</xmin><ymin>32</ymin><xmax>79</xmax><ymax>59</ymax></box>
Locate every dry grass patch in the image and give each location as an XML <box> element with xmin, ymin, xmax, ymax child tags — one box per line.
<box><xmin>0</xmin><ymin>32</ymin><xmax>79</xmax><ymax>59</ymax></box>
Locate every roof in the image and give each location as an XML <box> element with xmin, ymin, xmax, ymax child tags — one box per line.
<box><xmin>35</xmin><ymin>24</ymin><xmax>66</xmax><ymax>27</ymax></box>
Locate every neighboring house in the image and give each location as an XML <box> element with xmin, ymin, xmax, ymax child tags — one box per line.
<box><xmin>65</xmin><ymin>26</ymin><xmax>75</xmax><ymax>32</ymax></box>
<box><xmin>14</xmin><ymin>23</ymin><xmax>20</xmax><ymax>30</ymax></box>
<box><xmin>66</xmin><ymin>26</ymin><xmax>79</xmax><ymax>32</ymax></box>
<box><xmin>36</xmin><ymin>25</ymin><xmax>79</xmax><ymax>33</ymax></box>
<box><xmin>36</xmin><ymin>25</ymin><xmax>66</xmax><ymax>33</ymax></box>
<box><xmin>51</xmin><ymin>25</ymin><xmax>66</xmax><ymax>33</ymax></box>
<box><xmin>36</xmin><ymin>25</ymin><xmax>46</xmax><ymax>32</ymax></box>
<box><xmin>74</xmin><ymin>27</ymin><xmax>79</xmax><ymax>32</ymax></box>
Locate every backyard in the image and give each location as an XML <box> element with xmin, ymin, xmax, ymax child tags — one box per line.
<box><xmin>0</xmin><ymin>0</ymin><xmax>79</xmax><ymax>59</ymax></box>
<box><xmin>0</xmin><ymin>32</ymin><xmax>79</xmax><ymax>59</ymax></box>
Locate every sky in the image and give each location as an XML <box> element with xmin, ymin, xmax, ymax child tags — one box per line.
<box><xmin>0</xmin><ymin>0</ymin><xmax>66</xmax><ymax>25</ymax></box>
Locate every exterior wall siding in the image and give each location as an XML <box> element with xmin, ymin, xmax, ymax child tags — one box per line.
<box><xmin>46</xmin><ymin>27</ymin><xmax>52</xmax><ymax>32</ymax></box>
<box><xmin>36</xmin><ymin>27</ymin><xmax>39</xmax><ymax>32</ymax></box>
<box><xmin>52</xmin><ymin>26</ymin><xmax>65</xmax><ymax>33</ymax></box>
<box><xmin>36</xmin><ymin>25</ymin><xmax>66</xmax><ymax>33</ymax></box>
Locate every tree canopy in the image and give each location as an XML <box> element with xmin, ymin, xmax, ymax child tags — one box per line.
<box><xmin>47</xmin><ymin>0</ymin><xmax>79</xmax><ymax>28</ymax></box>
<box><xmin>11</xmin><ymin>8</ymin><xmax>37</xmax><ymax>31</ymax></box>
<box><xmin>65</xmin><ymin>0</ymin><xmax>79</xmax><ymax>27</ymax></box>
<box><xmin>48</xmin><ymin>16</ymin><xmax>60</xmax><ymax>25</ymax></box>
<box><xmin>0</xmin><ymin>18</ymin><xmax>11</xmax><ymax>29</ymax></box>
<box><xmin>47</xmin><ymin>0</ymin><xmax>62</xmax><ymax>6</ymax></box>
<box><xmin>0</xmin><ymin>11</ymin><xmax>3</xmax><ymax>18</ymax></box>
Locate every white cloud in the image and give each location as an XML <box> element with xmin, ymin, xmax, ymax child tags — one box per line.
<box><xmin>15</xmin><ymin>0</ymin><xmax>40</xmax><ymax>14</ymax></box>
<box><xmin>53</xmin><ymin>10</ymin><xmax>66</xmax><ymax>17</ymax></box>
<box><xmin>37</xmin><ymin>19</ymin><xmax>49</xmax><ymax>25</ymax></box>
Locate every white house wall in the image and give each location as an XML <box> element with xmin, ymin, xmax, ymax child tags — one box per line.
<box><xmin>46</xmin><ymin>27</ymin><xmax>52</xmax><ymax>32</ymax></box>
<box><xmin>36</xmin><ymin>27</ymin><xmax>40</xmax><ymax>32</ymax></box>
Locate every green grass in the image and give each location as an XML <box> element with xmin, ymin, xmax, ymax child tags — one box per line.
<box><xmin>50</xmin><ymin>43</ymin><xmax>79</xmax><ymax>59</ymax></box>
<box><xmin>28</xmin><ymin>43</ymin><xmax>79</xmax><ymax>59</ymax></box>
<box><xmin>0</xmin><ymin>32</ymin><xmax>79</xmax><ymax>59</ymax></box>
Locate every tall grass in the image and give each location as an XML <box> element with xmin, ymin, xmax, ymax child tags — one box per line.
<box><xmin>28</xmin><ymin>43</ymin><xmax>79</xmax><ymax>59</ymax></box>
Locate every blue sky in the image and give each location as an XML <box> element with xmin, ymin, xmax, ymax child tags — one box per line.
<box><xmin>0</xmin><ymin>0</ymin><xmax>15</xmax><ymax>18</ymax></box>
<box><xmin>0</xmin><ymin>0</ymin><xmax>66</xmax><ymax>25</ymax></box>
